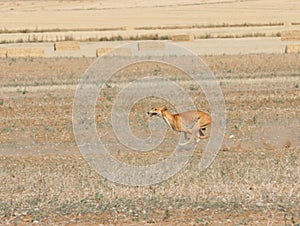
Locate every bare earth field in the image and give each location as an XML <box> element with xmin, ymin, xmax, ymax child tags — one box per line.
<box><xmin>1</xmin><ymin>0</ymin><xmax>299</xmax><ymax>30</ymax></box>
<box><xmin>0</xmin><ymin>54</ymin><xmax>300</xmax><ymax>225</ymax></box>
<box><xmin>1</xmin><ymin>0</ymin><xmax>300</xmax><ymax>45</ymax></box>
<box><xmin>1</xmin><ymin>0</ymin><xmax>300</xmax><ymax>225</ymax></box>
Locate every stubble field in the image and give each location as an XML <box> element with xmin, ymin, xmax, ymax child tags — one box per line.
<box><xmin>1</xmin><ymin>0</ymin><xmax>300</xmax><ymax>225</ymax></box>
<box><xmin>0</xmin><ymin>53</ymin><xmax>300</xmax><ymax>225</ymax></box>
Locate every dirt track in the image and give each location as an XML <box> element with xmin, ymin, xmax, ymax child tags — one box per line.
<box><xmin>1</xmin><ymin>37</ymin><xmax>298</xmax><ymax>57</ymax></box>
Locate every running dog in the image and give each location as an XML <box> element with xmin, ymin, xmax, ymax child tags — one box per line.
<box><xmin>147</xmin><ymin>106</ymin><xmax>211</xmax><ymax>145</ymax></box>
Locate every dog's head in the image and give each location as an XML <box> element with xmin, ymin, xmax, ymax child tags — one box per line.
<box><xmin>147</xmin><ymin>106</ymin><xmax>167</xmax><ymax>117</ymax></box>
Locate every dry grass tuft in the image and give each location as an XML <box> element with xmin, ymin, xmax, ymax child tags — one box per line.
<box><xmin>285</xmin><ymin>44</ymin><xmax>300</xmax><ymax>54</ymax></box>
<box><xmin>6</xmin><ymin>48</ymin><xmax>44</xmax><ymax>58</ymax></box>
<box><xmin>0</xmin><ymin>48</ymin><xmax>7</xmax><ymax>58</ymax></box>
<box><xmin>171</xmin><ymin>34</ymin><xmax>194</xmax><ymax>42</ymax></box>
<box><xmin>284</xmin><ymin>21</ymin><xmax>292</xmax><ymax>28</ymax></box>
<box><xmin>54</xmin><ymin>41</ymin><xmax>80</xmax><ymax>51</ymax></box>
<box><xmin>96</xmin><ymin>47</ymin><xmax>133</xmax><ymax>57</ymax></box>
<box><xmin>108</xmin><ymin>48</ymin><xmax>132</xmax><ymax>57</ymax></box>
<box><xmin>281</xmin><ymin>30</ymin><xmax>300</xmax><ymax>41</ymax></box>
<box><xmin>137</xmin><ymin>42</ymin><xmax>166</xmax><ymax>51</ymax></box>
<box><xmin>96</xmin><ymin>48</ymin><xmax>112</xmax><ymax>57</ymax></box>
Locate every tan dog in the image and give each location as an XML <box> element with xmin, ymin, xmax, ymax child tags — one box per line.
<box><xmin>147</xmin><ymin>106</ymin><xmax>211</xmax><ymax>145</ymax></box>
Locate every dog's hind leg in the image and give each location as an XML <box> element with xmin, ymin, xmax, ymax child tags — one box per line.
<box><xmin>184</xmin><ymin>132</ymin><xmax>189</xmax><ymax>140</ymax></box>
<box><xmin>191</xmin><ymin>124</ymin><xmax>209</xmax><ymax>142</ymax></box>
<box><xmin>198</xmin><ymin>127</ymin><xmax>209</xmax><ymax>139</ymax></box>
<box><xmin>179</xmin><ymin>130</ymin><xmax>195</xmax><ymax>145</ymax></box>
<box><xmin>178</xmin><ymin>135</ymin><xmax>195</xmax><ymax>146</ymax></box>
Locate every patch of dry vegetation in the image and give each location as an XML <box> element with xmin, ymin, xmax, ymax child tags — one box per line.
<box><xmin>1</xmin><ymin>148</ymin><xmax>300</xmax><ymax>225</ymax></box>
<box><xmin>54</xmin><ymin>41</ymin><xmax>80</xmax><ymax>51</ymax></box>
<box><xmin>0</xmin><ymin>54</ymin><xmax>299</xmax><ymax>224</ymax></box>
<box><xmin>0</xmin><ymin>22</ymin><xmax>285</xmax><ymax>34</ymax></box>
<box><xmin>6</xmin><ymin>48</ymin><xmax>45</xmax><ymax>58</ymax></box>
<box><xmin>285</xmin><ymin>44</ymin><xmax>300</xmax><ymax>54</ymax></box>
<box><xmin>281</xmin><ymin>30</ymin><xmax>300</xmax><ymax>41</ymax></box>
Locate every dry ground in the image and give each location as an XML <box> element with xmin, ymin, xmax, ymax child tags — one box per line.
<box><xmin>0</xmin><ymin>1</ymin><xmax>300</xmax><ymax>224</ymax></box>
<box><xmin>0</xmin><ymin>53</ymin><xmax>300</xmax><ymax>225</ymax></box>
<box><xmin>1</xmin><ymin>0</ymin><xmax>300</xmax><ymax>44</ymax></box>
<box><xmin>0</xmin><ymin>37</ymin><xmax>296</xmax><ymax>57</ymax></box>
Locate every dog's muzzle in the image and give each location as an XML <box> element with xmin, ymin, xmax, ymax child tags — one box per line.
<box><xmin>147</xmin><ymin>111</ymin><xmax>157</xmax><ymax>117</ymax></box>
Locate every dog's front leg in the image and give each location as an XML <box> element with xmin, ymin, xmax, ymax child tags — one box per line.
<box><xmin>179</xmin><ymin>128</ymin><xmax>195</xmax><ymax>146</ymax></box>
<box><xmin>184</xmin><ymin>132</ymin><xmax>189</xmax><ymax>140</ymax></box>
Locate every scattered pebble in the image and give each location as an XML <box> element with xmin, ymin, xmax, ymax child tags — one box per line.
<box><xmin>284</xmin><ymin>140</ymin><xmax>291</xmax><ymax>148</ymax></box>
